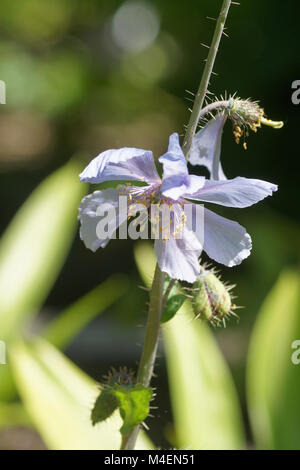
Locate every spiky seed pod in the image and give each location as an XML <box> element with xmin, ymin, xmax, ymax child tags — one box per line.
<box><xmin>191</xmin><ymin>269</ymin><xmax>236</xmax><ymax>326</ymax></box>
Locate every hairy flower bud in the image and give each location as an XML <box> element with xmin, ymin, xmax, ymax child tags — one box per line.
<box><xmin>105</xmin><ymin>367</ymin><xmax>135</xmax><ymax>387</ymax></box>
<box><xmin>191</xmin><ymin>267</ymin><xmax>237</xmax><ymax>327</ymax></box>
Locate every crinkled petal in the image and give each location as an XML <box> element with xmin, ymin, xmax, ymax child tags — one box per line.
<box><xmin>189</xmin><ymin>115</ymin><xmax>227</xmax><ymax>180</ymax></box>
<box><xmin>161</xmin><ymin>174</ymin><xmax>205</xmax><ymax>200</ymax></box>
<box><xmin>184</xmin><ymin>177</ymin><xmax>278</xmax><ymax>208</ymax></box>
<box><xmin>79</xmin><ymin>147</ymin><xmax>160</xmax><ymax>185</ymax></box>
<box><xmin>160</xmin><ymin>133</ymin><xmax>205</xmax><ymax>200</ymax></box>
<box><xmin>203</xmin><ymin>208</ymin><xmax>252</xmax><ymax>267</ymax></box>
<box><xmin>78</xmin><ymin>188</ymin><xmax>128</xmax><ymax>251</ymax></box>
<box><xmin>154</xmin><ymin>202</ymin><xmax>202</xmax><ymax>282</ymax></box>
<box><xmin>154</xmin><ymin>235</ymin><xmax>202</xmax><ymax>282</ymax></box>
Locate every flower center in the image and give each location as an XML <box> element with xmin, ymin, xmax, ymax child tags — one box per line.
<box><xmin>119</xmin><ymin>183</ymin><xmax>188</xmax><ymax>241</ymax></box>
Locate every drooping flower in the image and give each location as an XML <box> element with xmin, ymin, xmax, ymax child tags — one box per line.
<box><xmin>78</xmin><ymin>133</ymin><xmax>277</xmax><ymax>282</ymax></box>
<box><xmin>189</xmin><ymin>98</ymin><xmax>283</xmax><ymax>176</ymax></box>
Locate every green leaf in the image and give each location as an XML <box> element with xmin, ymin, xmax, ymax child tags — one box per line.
<box><xmin>161</xmin><ymin>277</ymin><xmax>186</xmax><ymax>323</ymax></box>
<box><xmin>247</xmin><ymin>269</ymin><xmax>300</xmax><ymax>450</ymax></box>
<box><xmin>91</xmin><ymin>389</ymin><xmax>119</xmax><ymax>425</ymax></box>
<box><xmin>162</xmin><ymin>294</ymin><xmax>186</xmax><ymax>323</ymax></box>
<box><xmin>0</xmin><ymin>160</ymin><xmax>86</xmax><ymax>401</ymax></box>
<box><xmin>0</xmin><ymin>160</ymin><xmax>86</xmax><ymax>342</ymax></box>
<box><xmin>114</xmin><ymin>385</ymin><xmax>152</xmax><ymax>435</ymax></box>
<box><xmin>43</xmin><ymin>274</ymin><xmax>129</xmax><ymax>349</ymax></box>
<box><xmin>91</xmin><ymin>384</ymin><xmax>152</xmax><ymax>437</ymax></box>
<box><xmin>134</xmin><ymin>242</ymin><xmax>156</xmax><ymax>288</ymax></box>
<box><xmin>9</xmin><ymin>338</ymin><xmax>154</xmax><ymax>450</ymax></box>
<box><xmin>134</xmin><ymin>242</ymin><xmax>245</xmax><ymax>450</ymax></box>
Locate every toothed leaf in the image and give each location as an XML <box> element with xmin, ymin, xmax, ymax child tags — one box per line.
<box><xmin>91</xmin><ymin>389</ymin><xmax>119</xmax><ymax>425</ymax></box>
<box><xmin>91</xmin><ymin>384</ymin><xmax>152</xmax><ymax>437</ymax></box>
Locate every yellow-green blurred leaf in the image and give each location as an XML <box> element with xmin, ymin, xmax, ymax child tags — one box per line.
<box><xmin>134</xmin><ymin>242</ymin><xmax>156</xmax><ymax>288</ymax></box>
<box><xmin>247</xmin><ymin>269</ymin><xmax>300</xmax><ymax>449</ymax></box>
<box><xmin>0</xmin><ymin>160</ymin><xmax>85</xmax><ymax>342</ymax></box>
<box><xmin>163</xmin><ymin>305</ymin><xmax>245</xmax><ymax>450</ymax></box>
<box><xmin>10</xmin><ymin>339</ymin><xmax>153</xmax><ymax>450</ymax></box>
<box><xmin>0</xmin><ymin>160</ymin><xmax>85</xmax><ymax>401</ymax></box>
<box><xmin>0</xmin><ymin>402</ymin><xmax>31</xmax><ymax>429</ymax></box>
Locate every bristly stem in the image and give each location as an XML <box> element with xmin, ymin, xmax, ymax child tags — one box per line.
<box><xmin>182</xmin><ymin>0</ymin><xmax>232</xmax><ymax>159</ymax></box>
<box><xmin>136</xmin><ymin>264</ymin><xmax>165</xmax><ymax>387</ymax></box>
<box><xmin>197</xmin><ymin>99</ymin><xmax>230</xmax><ymax>121</ymax></box>
<box><xmin>122</xmin><ymin>0</ymin><xmax>232</xmax><ymax>451</ymax></box>
<box><xmin>122</xmin><ymin>264</ymin><xmax>165</xmax><ymax>450</ymax></box>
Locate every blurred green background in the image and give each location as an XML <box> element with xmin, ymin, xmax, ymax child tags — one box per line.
<box><xmin>0</xmin><ymin>0</ymin><xmax>299</xmax><ymax>450</ymax></box>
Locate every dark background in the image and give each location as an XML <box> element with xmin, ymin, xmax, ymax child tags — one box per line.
<box><xmin>0</xmin><ymin>0</ymin><xmax>299</xmax><ymax>446</ymax></box>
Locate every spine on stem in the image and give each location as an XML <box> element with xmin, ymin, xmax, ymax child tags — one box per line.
<box><xmin>182</xmin><ymin>0</ymin><xmax>232</xmax><ymax>159</ymax></box>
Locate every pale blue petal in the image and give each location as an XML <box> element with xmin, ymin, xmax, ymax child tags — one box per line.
<box><xmin>154</xmin><ymin>202</ymin><xmax>202</xmax><ymax>282</ymax></box>
<box><xmin>161</xmin><ymin>174</ymin><xmax>205</xmax><ymax>200</ymax></box>
<box><xmin>159</xmin><ymin>133</ymin><xmax>188</xmax><ymax>179</ymax></box>
<box><xmin>79</xmin><ymin>147</ymin><xmax>160</xmax><ymax>184</ymax></box>
<box><xmin>154</xmin><ymin>232</ymin><xmax>202</xmax><ymax>282</ymax></box>
<box><xmin>160</xmin><ymin>133</ymin><xmax>205</xmax><ymax>200</ymax></box>
<box><xmin>78</xmin><ymin>188</ymin><xmax>128</xmax><ymax>251</ymax></box>
<box><xmin>184</xmin><ymin>177</ymin><xmax>278</xmax><ymax>208</ymax></box>
<box><xmin>203</xmin><ymin>208</ymin><xmax>252</xmax><ymax>266</ymax></box>
<box><xmin>189</xmin><ymin>115</ymin><xmax>227</xmax><ymax>180</ymax></box>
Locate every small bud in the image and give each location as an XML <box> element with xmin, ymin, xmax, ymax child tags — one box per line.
<box><xmin>105</xmin><ymin>367</ymin><xmax>135</xmax><ymax>387</ymax></box>
<box><xmin>191</xmin><ymin>267</ymin><xmax>237</xmax><ymax>327</ymax></box>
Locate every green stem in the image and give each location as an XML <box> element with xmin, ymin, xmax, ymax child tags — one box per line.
<box><xmin>182</xmin><ymin>0</ymin><xmax>232</xmax><ymax>159</ymax></box>
<box><xmin>121</xmin><ymin>0</ymin><xmax>232</xmax><ymax>451</ymax></box>
<box><xmin>121</xmin><ymin>264</ymin><xmax>165</xmax><ymax>450</ymax></box>
<box><xmin>136</xmin><ymin>264</ymin><xmax>165</xmax><ymax>387</ymax></box>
